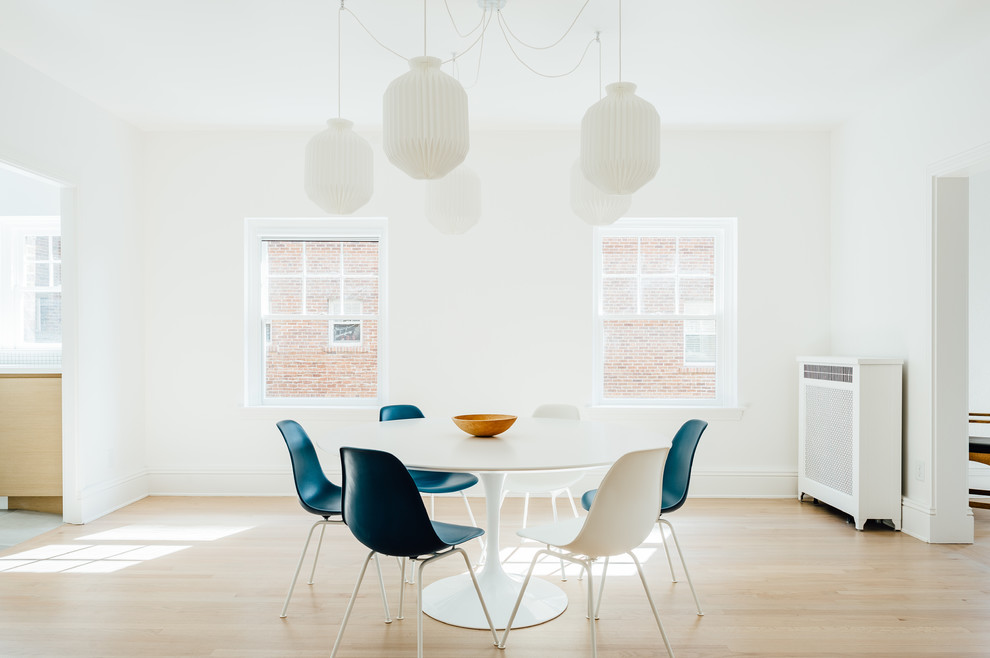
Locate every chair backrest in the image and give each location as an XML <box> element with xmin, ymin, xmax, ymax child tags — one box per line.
<box><xmin>532</xmin><ymin>404</ymin><xmax>581</xmax><ymax>420</ymax></box>
<box><xmin>379</xmin><ymin>404</ymin><xmax>425</xmax><ymax>422</ymax></box>
<box><xmin>276</xmin><ymin>419</ymin><xmax>341</xmax><ymax>516</ymax></box>
<box><xmin>339</xmin><ymin>446</ymin><xmax>449</xmax><ymax>557</ymax></box>
<box><xmin>661</xmin><ymin>419</ymin><xmax>708</xmax><ymax>514</ymax></box>
<box><xmin>562</xmin><ymin>447</ymin><xmax>669</xmax><ymax>559</ymax></box>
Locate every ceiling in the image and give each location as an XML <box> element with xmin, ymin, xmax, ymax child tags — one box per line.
<box><xmin>1</xmin><ymin>0</ymin><xmax>988</xmax><ymax>131</ymax></box>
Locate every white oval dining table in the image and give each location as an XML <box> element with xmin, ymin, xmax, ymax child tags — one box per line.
<box><xmin>322</xmin><ymin>415</ymin><xmax>668</xmax><ymax>630</ymax></box>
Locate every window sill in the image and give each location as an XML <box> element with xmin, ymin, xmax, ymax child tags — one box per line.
<box><xmin>240</xmin><ymin>405</ymin><xmax>379</xmax><ymax>422</ymax></box>
<box><xmin>585</xmin><ymin>406</ymin><xmax>745</xmax><ymax>422</ymax></box>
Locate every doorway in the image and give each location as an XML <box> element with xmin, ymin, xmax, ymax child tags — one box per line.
<box><xmin>0</xmin><ymin>161</ymin><xmax>66</xmax><ymax>544</ymax></box>
<box><xmin>931</xmin><ymin>143</ymin><xmax>990</xmax><ymax>543</ymax></box>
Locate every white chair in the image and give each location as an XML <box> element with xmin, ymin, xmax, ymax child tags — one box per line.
<box><xmin>499</xmin><ymin>447</ymin><xmax>675</xmax><ymax>658</ymax></box>
<box><xmin>500</xmin><ymin>403</ymin><xmax>584</xmax><ymax>579</ymax></box>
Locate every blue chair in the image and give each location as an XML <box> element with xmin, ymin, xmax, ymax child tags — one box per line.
<box><xmin>332</xmin><ymin>447</ymin><xmax>498</xmax><ymax>658</ymax></box>
<box><xmin>581</xmin><ymin>418</ymin><xmax>708</xmax><ymax>616</ymax></box>
<box><xmin>276</xmin><ymin>420</ymin><xmax>391</xmax><ymax>621</ymax></box>
<box><xmin>379</xmin><ymin>404</ymin><xmax>479</xmax><ymax>525</ymax></box>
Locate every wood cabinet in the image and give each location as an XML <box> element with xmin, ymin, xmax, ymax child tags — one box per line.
<box><xmin>0</xmin><ymin>374</ymin><xmax>62</xmax><ymax>513</ymax></box>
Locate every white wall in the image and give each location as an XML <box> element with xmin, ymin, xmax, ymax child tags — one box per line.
<box><xmin>830</xmin><ymin>34</ymin><xmax>990</xmax><ymax>541</ymax></box>
<box><xmin>142</xmin><ymin>128</ymin><xmax>830</xmax><ymax>497</ymax></box>
<box><xmin>0</xmin><ymin>49</ymin><xmax>146</xmax><ymax>523</ymax></box>
<box><xmin>0</xmin><ymin>166</ymin><xmax>60</xmax><ymax>215</ymax></box>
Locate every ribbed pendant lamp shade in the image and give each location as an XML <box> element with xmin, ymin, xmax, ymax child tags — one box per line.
<box><xmin>581</xmin><ymin>82</ymin><xmax>660</xmax><ymax>195</ymax></box>
<box><xmin>383</xmin><ymin>56</ymin><xmax>469</xmax><ymax>180</ymax></box>
<box><xmin>570</xmin><ymin>159</ymin><xmax>631</xmax><ymax>226</ymax></box>
<box><xmin>304</xmin><ymin>118</ymin><xmax>374</xmax><ymax>215</ymax></box>
<box><xmin>426</xmin><ymin>166</ymin><xmax>481</xmax><ymax>234</ymax></box>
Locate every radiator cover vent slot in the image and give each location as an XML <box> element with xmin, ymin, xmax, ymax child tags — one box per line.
<box><xmin>803</xmin><ymin>364</ymin><xmax>854</xmax><ymax>383</ymax></box>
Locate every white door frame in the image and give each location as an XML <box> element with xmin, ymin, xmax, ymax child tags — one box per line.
<box><xmin>0</xmin><ymin>157</ymin><xmax>80</xmax><ymax>524</ymax></box>
<box><xmin>928</xmin><ymin>142</ymin><xmax>990</xmax><ymax>543</ymax></box>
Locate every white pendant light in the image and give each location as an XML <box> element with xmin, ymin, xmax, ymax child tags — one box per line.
<box><xmin>581</xmin><ymin>82</ymin><xmax>660</xmax><ymax>196</ymax></box>
<box><xmin>383</xmin><ymin>55</ymin><xmax>469</xmax><ymax>180</ymax></box>
<box><xmin>305</xmin><ymin>118</ymin><xmax>374</xmax><ymax>215</ymax></box>
<box><xmin>570</xmin><ymin>159</ymin><xmax>630</xmax><ymax>226</ymax></box>
<box><xmin>304</xmin><ymin>2</ymin><xmax>373</xmax><ymax>215</ymax></box>
<box><xmin>426</xmin><ymin>166</ymin><xmax>481</xmax><ymax>234</ymax></box>
<box><xmin>580</xmin><ymin>0</ymin><xmax>660</xmax><ymax>196</ymax></box>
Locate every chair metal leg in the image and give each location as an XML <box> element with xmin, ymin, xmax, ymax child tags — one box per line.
<box><xmin>585</xmin><ymin>558</ymin><xmax>598</xmax><ymax>658</ymax></box>
<box><xmin>659</xmin><ymin>517</ymin><xmax>703</xmax><ymax>615</ymax></box>
<box><xmin>373</xmin><ymin>554</ymin><xmax>392</xmax><ymax>624</ymax></box>
<box><xmin>329</xmin><ymin>550</ymin><xmax>374</xmax><ymax>658</ymax></box>
<box><xmin>459</xmin><ymin>492</ymin><xmax>485</xmax><ymax>551</ymax></box>
<box><xmin>499</xmin><ymin>548</ymin><xmax>545</xmax><ymax>649</ymax></box>
<box><xmin>630</xmin><ymin>551</ymin><xmax>675</xmax><ymax>658</ymax></box>
<box><xmin>593</xmin><ymin>556</ymin><xmax>609</xmax><ymax>619</ymax></box>
<box><xmin>416</xmin><ymin>560</ymin><xmax>426</xmax><ymax>658</ymax></box>
<box><xmin>565</xmin><ymin>487</ymin><xmax>579</xmax><ymax>517</ymax></box>
<box><xmin>521</xmin><ymin>492</ymin><xmax>530</xmax><ymax>528</ymax></box>
<box><xmin>307</xmin><ymin>522</ymin><xmax>328</xmax><ymax>585</ymax></box>
<box><xmin>407</xmin><ymin>547</ymin><xmax>495</xmax><ymax>658</ymax></box>
<box><xmin>550</xmin><ymin>493</ymin><xmax>568</xmax><ymax>581</ymax></box>
<box><xmin>281</xmin><ymin>518</ymin><xmax>335</xmax><ymax>618</ymax></box>
<box><xmin>398</xmin><ymin>557</ymin><xmax>407</xmax><ymax>620</ymax></box>
<box><xmin>456</xmin><ymin>548</ymin><xmax>499</xmax><ymax>647</ymax></box>
<box><xmin>659</xmin><ymin>520</ymin><xmax>678</xmax><ymax>582</ymax></box>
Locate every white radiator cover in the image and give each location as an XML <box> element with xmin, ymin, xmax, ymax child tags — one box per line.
<box><xmin>797</xmin><ymin>357</ymin><xmax>904</xmax><ymax>530</ymax></box>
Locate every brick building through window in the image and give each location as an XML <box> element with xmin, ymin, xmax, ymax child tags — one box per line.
<box><xmin>246</xmin><ymin>219</ymin><xmax>385</xmax><ymax>406</ymax></box>
<box><xmin>594</xmin><ymin>218</ymin><xmax>736</xmax><ymax>406</ymax></box>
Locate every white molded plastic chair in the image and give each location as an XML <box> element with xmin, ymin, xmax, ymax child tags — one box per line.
<box><xmin>499</xmin><ymin>447</ymin><xmax>675</xmax><ymax>658</ymax></box>
<box><xmin>500</xmin><ymin>403</ymin><xmax>583</xmax><ymax>579</ymax></box>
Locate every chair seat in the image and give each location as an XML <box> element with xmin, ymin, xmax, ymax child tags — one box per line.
<box><xmin>432</xmin><ymin>520</ymin><xmax>485</xmax><ymax>547</ymax></box>
<box><xmin>518</xmin><ymin>516</ymin><xmax>585</xmax><ymax>548</ymax></box>
<box><xmin>580</xmin><ymin>488</ymin><xmax>596</xmax><ymax>512</ymax></box>
<box><xmin>301</xmin><ymin>488</ymin><xmax>342</xmax><ymax>517</ymax></box>
<box><xmin>970</xmin><ymin>437</ymin><xmax>990</xmax><ymax>454</ymax></box>
<box><xmin>409</xmin><ymin>469</ymin><xmax>479</xmax><ymax>494</ymax></box>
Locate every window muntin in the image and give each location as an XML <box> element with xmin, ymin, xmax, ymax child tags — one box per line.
<box><xmin>246</xmin><ymin>219</ymin><xmax>385</xmax><ymax>406</ymax></box>
<box><xmin>594</xmin><ymin>218</ymin><xmax>736</xmax><ymax>407</ymax></box>
<box><xmin>0</xmin><ymin>217</ymin><xmax>62</xmax><ymax>367</ymax></box>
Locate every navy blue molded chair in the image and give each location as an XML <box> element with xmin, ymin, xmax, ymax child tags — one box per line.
<box><xmin>379</xmin><ymin>405</ymin><xmax>479</xmax><ymax>526</ymax></box>
<box><xmin>276</xmin><ymin>420</ymin><xmax>390</xmax><ymax>621</ymax></box>
<box><xmin>331</xmin><ymin>447</ymin><xmax>498</xmax><ymax>658</ymax></box>
<box><xmin>581</xmin><ymin>418</ymin><xmax>708</xmax><ymax>616</ymax></box>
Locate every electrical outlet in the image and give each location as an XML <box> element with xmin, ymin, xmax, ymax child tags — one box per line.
<box><xmin>914</xmin><ymin>461</ymin><xmax>925</xmax><ymax>482</ymax></box>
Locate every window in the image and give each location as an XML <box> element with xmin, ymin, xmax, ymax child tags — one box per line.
<box><xmin>0</xmin><ymin>217</ymin><xmax>62</xmax><ymax>367</ymax></box>
<box><xmin>593</xmin><ymin>218</ymin><xmax>736</xmax><ymax>406</ymax></box>
<box><xmin>245</xmin><ymin>219</ymin><xmax>386</xmax><ymax>406</ymax></box>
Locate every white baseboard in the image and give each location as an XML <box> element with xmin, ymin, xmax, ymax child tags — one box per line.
<box><xmin>75</xmin><ymin>470</ymin><xmax>150</xmax><ymax>524</ymax></box>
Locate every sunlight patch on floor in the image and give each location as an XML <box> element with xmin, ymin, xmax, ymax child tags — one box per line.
<box><xmin>0</xmin><ymin>524</ymin><xmax>253</xmax><ymax>574</ymax></box>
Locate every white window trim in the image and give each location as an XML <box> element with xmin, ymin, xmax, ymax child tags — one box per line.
<box><xmin>592</xmin><ymin>217</ymin><xmax>737</xmax><ymax>408</ymax></box>
<box><xmin>244</xmin><ymin>217</ymin><xmax>388</xmax><ymax>407</ymax></box>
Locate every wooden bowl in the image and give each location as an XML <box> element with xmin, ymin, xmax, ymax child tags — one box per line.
<box><xmin>451</xmin><ymin>414</ymin><xmax>517</xmax><ymax>437</ymax></box>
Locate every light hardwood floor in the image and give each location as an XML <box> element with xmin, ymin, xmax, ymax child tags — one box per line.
<box><xmin>1</xmin><ymin>496</ymin><xmax>989</xmax><ymax>657</ymax></box>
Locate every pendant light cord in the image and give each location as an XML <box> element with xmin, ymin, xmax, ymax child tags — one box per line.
<box><xmin>342</xmin><ymin>0</ymin><xmax>599</xmax><ymax>77</ymax></box>
<box><xmin>497</xmin><ymin>13</ymin><xmax>598</xmax><ymax>79</ymax></box>
<box><xmin>442</xmin><ymin>0</ymin><xmax>486</xmax><ymax>38</ymax></box>
<box><xmin>337</xmin><ymin>0</ymin><xmax>342</xmax><ymax>118</ymax></box>
<box><xmin>618</xmin><ymin>0</ymin><xmax>623</xmax><ymax>82</ymax></box>
<box><xmin>498</xmin><ymin>0</ymin><xmax>593</xmax><ymax>51</ymax></box>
